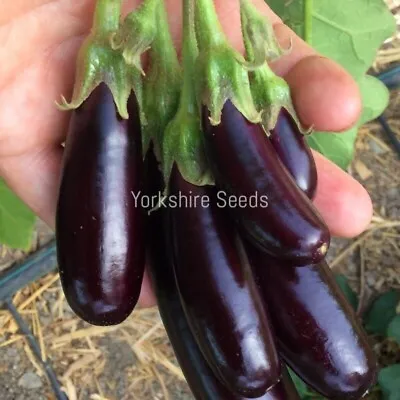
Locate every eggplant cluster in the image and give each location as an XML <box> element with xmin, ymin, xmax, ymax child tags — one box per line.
<box><xmin>56</xmin><ymin>85</ymin><xmax>377</xmax><ymax>399</ymax></box>
<box><xmin>149</xmin><ymin>101</ymin><xmax>377</xmax><ymax>399</ymax></box>
<box><xmin>53</xmin><ymin>0</ymin><xmax>377</xmax><ymax>397</ymax></box>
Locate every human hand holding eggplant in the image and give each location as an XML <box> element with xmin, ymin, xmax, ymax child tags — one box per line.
<box><xmin>0</xmin><ymin>0</ymin><xmax>376</xmax><ymax>398</ymax></box>
<box><xmin>53</xmin><ymin>0</ymin><xmax>376</xmax><ymax>397</ymax></box>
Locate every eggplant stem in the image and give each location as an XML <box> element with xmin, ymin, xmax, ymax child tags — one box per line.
<box><xmin>195</xmin><ymin>0</ymin><xmax>226</xmax><ymax>48</ymax></box>
<box><xmin>92</xmin><ymin>0</ymin><xmax>122</xmax><ymax>35</ymax></box>
<box><xmin>304</xmin><ymin>0</ymin><xmax>313</xmax><ymax>44</ymax></box>
<box><xmin>180</xmin><ymin>0</ymin><xmax>198</xmax><ymax>108</ymax></box>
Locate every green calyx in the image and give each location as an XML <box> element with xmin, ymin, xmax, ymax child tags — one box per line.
<box><xmin>142</xmin><ymin>0</ymin><xmax>181</xmax><ymax>160</ymax></box>
<box><xmin>110</xmin><ymin>0</ymin><xmax>159</xmax><ymax>74</ymax></box>
<box><xmin>58</xmin><ymin>0</ymin><xmax>154</xmax><ymax>119</ymax></box>
<box><xmin>239</xmin><ymin>0</ymin><xmax>290</xmax><ymax>69</ymax></box>
<box><xmin>163</xmin><ymin>112</ymin><xmax>214</xmax><ymax>188</ymax></box>
<box><xmin>196</xmin><ymin>47</ymin><xmax>262</xmax><ymax>126</ymax></box>
<box><xmin>194</xmin><ymin>0</ymin><xmax>261</xmax><ymax>126</ymax></box>
<box><xmin>58</xmin><ymin>37</ymin><xmax>139</xmax><ymax>119</ymax></box>
<box><xmin>162</xmin><ymin>0</ymin><xmax>214</xmax><ymax>188</ymax></box>
<box><xmin>240</xmin><ymin>0</ymin><xmax>306</xmax><ymax>133</ymax></box>
<box><xmin>250</xmin><ymin>64</ymin><xmax>306</xmax><ymax>133</ymax></box>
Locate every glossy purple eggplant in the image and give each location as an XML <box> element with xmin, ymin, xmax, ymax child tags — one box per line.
<box><xmin>169</xmin><ymin>166</ymin><xmax>280</xmax><ymax>398</ymax></box>
<box><xmin>202</xmin><ymin>101</ymin><xmax>329</xmax><ymax>265</ymax></box>
<box><xmin>270</xmin><ymin>110</ymin><xmax>317</xmax><ymax>199</ymax></box>
<box><xmin>148</xmin><ymin>217</ymin><xmax>299</xmax><ymax>400</ymax></box>
<box><xmin>56</xmin><ymin>84</ymin><xmax>145</xmax><ymax>326</ymax></box>
<box><xmin>247</xmin><ymin>246</ymin><xmax>377</xmax><ymax>399</ymax></box>
<box><xmin>146</xmin><ymin>154</ymin><xmax>298</xmax><ymax>400</ymax></box>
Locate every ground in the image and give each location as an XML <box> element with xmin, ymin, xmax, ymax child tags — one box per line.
<box><xmin>0</xmin><ymin>6</ymin><xmax>399</xmax><ymax>400</ymax></box>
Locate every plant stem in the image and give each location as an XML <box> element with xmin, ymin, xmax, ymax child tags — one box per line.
<box><xmin>139</xmin><ymin>0</ymin><xmax>159</xmax><ymax>14</ymax></box>
<box><xmin>150</xmin><ymin>0</ymin><xmax>179</xmax><ymax>69</ymax></box>
<box><xmin>240</xmin><ymin>0</ymin><xmax>254</xmax><ymax>62</ymax></box>
<box><xmin>304</xmin><ymin>0</ymin><xmax>313</xmax><ymax>44</ymax></box>
<box><xmin>92</xmin><ymin>0</ymin><xmax>122</xmax><ymax>35</ymax></box>
<box><xmin>180</xmin><ymin>0</ymin><xmax>198</xmax><ymax>110</ymax></box>
<box><xmin>195</xmin><ymin>0</ymin><xmax>225</xmax><ymax>48</ymax></box>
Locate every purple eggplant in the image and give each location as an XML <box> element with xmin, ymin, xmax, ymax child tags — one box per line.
<box><xmin>270</xmin><ymin>110</ymin><xmax>317</xmax><ymax>199</ymax></box>
<box><xmin>148</xmin><ymin>210</ymin><xmax>299</xmax><ymax>399</ymax></box>
<box><xmin>251</xmin><ymin>108</ymin><xmax>376</xmax><ymax>397</ymax></box>
<box><xmin>169</xmin><ymin>166</ymin><xmax>280</xmax><ymax>398</ymax></box>
<box><xmin>247</xmin><ymin>246</ymin><xmax>377</xmax><ymax>399</ymax></box>
<box><xmin>202</xmin><ymin>101</ymin><xmax>329</xmax><ymax>265</ymax></box>
<box><xmin>56</xmin><ymin>84</ymin><xmax>145</xmax><ymax>326</ymax></box>
<box><xmin>146</xmin><ymin>156</ymin><xmax>298</xmax><ymax>400</ymax></box>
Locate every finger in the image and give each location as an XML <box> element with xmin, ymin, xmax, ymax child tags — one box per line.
<box><xmin>285</xmin><ymin>56</ymin><xmax>362</xmax><ymax>131</ymax></box>
<box><xmin>0</xmin><ymin>37</ymin><xmax>81</xmax><ymax>157</ymax></box>
<box><xmin>0</xmin><ymin>1</ymin><xmax>90</xmax><ymax>91</ymax></box>
<box><xmin>138</xmin><ymin>269</ymin><xmax>157</xmax><ymax>308</ymax></box>
<box><xmin>312</xmin><ymin>151</ymin><xmax>373</xmax><ymax>238</ymax></box>
<box><xmin>1</xmin><ymin>0</ymin><xmax>47</xmax><ymax>26</ymax></box>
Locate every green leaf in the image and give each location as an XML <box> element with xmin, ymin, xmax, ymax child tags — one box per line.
<box><xmin>267</xmin><ymin>0</ymin><xmax>395</xmax><ymax>78</ymax></box>
<box><xmin>359</xmin><ymin>75</ymin><xmax>390</xmax><ymax>125</ymax></box>
<box><xmin>311</xmin><ymin>4</ymin><xmax>394</xmax><ymax>78</ymax></box>
<box><xmin>335</xmin><ymin>274</ymin><xmax>358</xmax><ymax>310</ymax></box>
<box><xmin>387</xmin><ymin>315</ymin><xmax>400</xmax><ymax>345</ymax></box>
<box><xmin>288</xmin><ymin>369</ymin><xmax>325</xmax><ymax>399</ymax></box>
<box><xmin>288</xmin><ymin>368</ymin><xmax>309</xmax><ymax>397</ymax></box>
<box><xmin>307</xmin><ymin>127</ymin><xmax>358</xmax><ymax>170</ymax></box>
<box><xmin>364</xmin><ymin>290</ymin><xmax>400</xmax><ymax>336</ymax></box>
<box><xmin>0</xmin><ymin>180</ymin><xmax>35</xmax><ymax>250</ymax></box>
<box><xmin>378</xmin><ymin>364</ymin><xmax>400</xmax><ymax>400</ymax></box>
<box><xmin>267</xmin><ymin>0</ymin><xmax>395</xmax><ymax>169</ymax></box>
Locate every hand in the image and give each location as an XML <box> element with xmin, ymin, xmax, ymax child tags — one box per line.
<box><xmin>0</xmin><ymin>0</ymin><xmax>372</xmax><ymax>307</ymax></box>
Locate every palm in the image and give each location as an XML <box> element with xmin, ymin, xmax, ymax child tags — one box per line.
<box><xmin>0</xmin><ymin>1</ymin><xmax>96</xmax><ymax>157</ymax></box>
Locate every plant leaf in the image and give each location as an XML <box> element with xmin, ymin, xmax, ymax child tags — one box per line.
<box><xmin>387</xmin><ymin>315</ymin><xmax>400</xmax><ymax>345</ymax></box>
<box><xmin>267</xmin><ymin>0</ymin><xmax>395</xmax><ymax>77</ymax></box>
<box><xmin>266</xmin><ymin>0</ymin><xmax>395</xmax><ymax>169</ymax></box>
<box><xmin>378</xmin><ymin>364</ymin><xmax>400</xmax><ymax>400</ymax></box>
<box><xmin>335</xmin><ymin>274</ymin><xmax>358</xmax><ymax>310</ymax></box>
<box><xmin>288</xmin><ymin>368</ymin><xmax>325</xmax><ymax>399</ymax></box>
<box><xmin>0</xmin><ymin>180</ymin><xmax>35</xmax><ymax>250</ymax></box>
<box><xmin>359</xmin><ymin>75</ymin><xmax>390</xmax><ymax>125</ymax></box>
<box><xmin>307</xmin><ymin>127</ymin><xmax>358</xmax><ymax>170</ymax></box>
<box><xmin>288</xmin><ymin>368</ymin><xmax>309</xmax><ymax>397</ymax></box>
<box><xmin>364</xmin><ymin>290</ymin><xmax>400</xmax><ymax>336</ymax></box>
